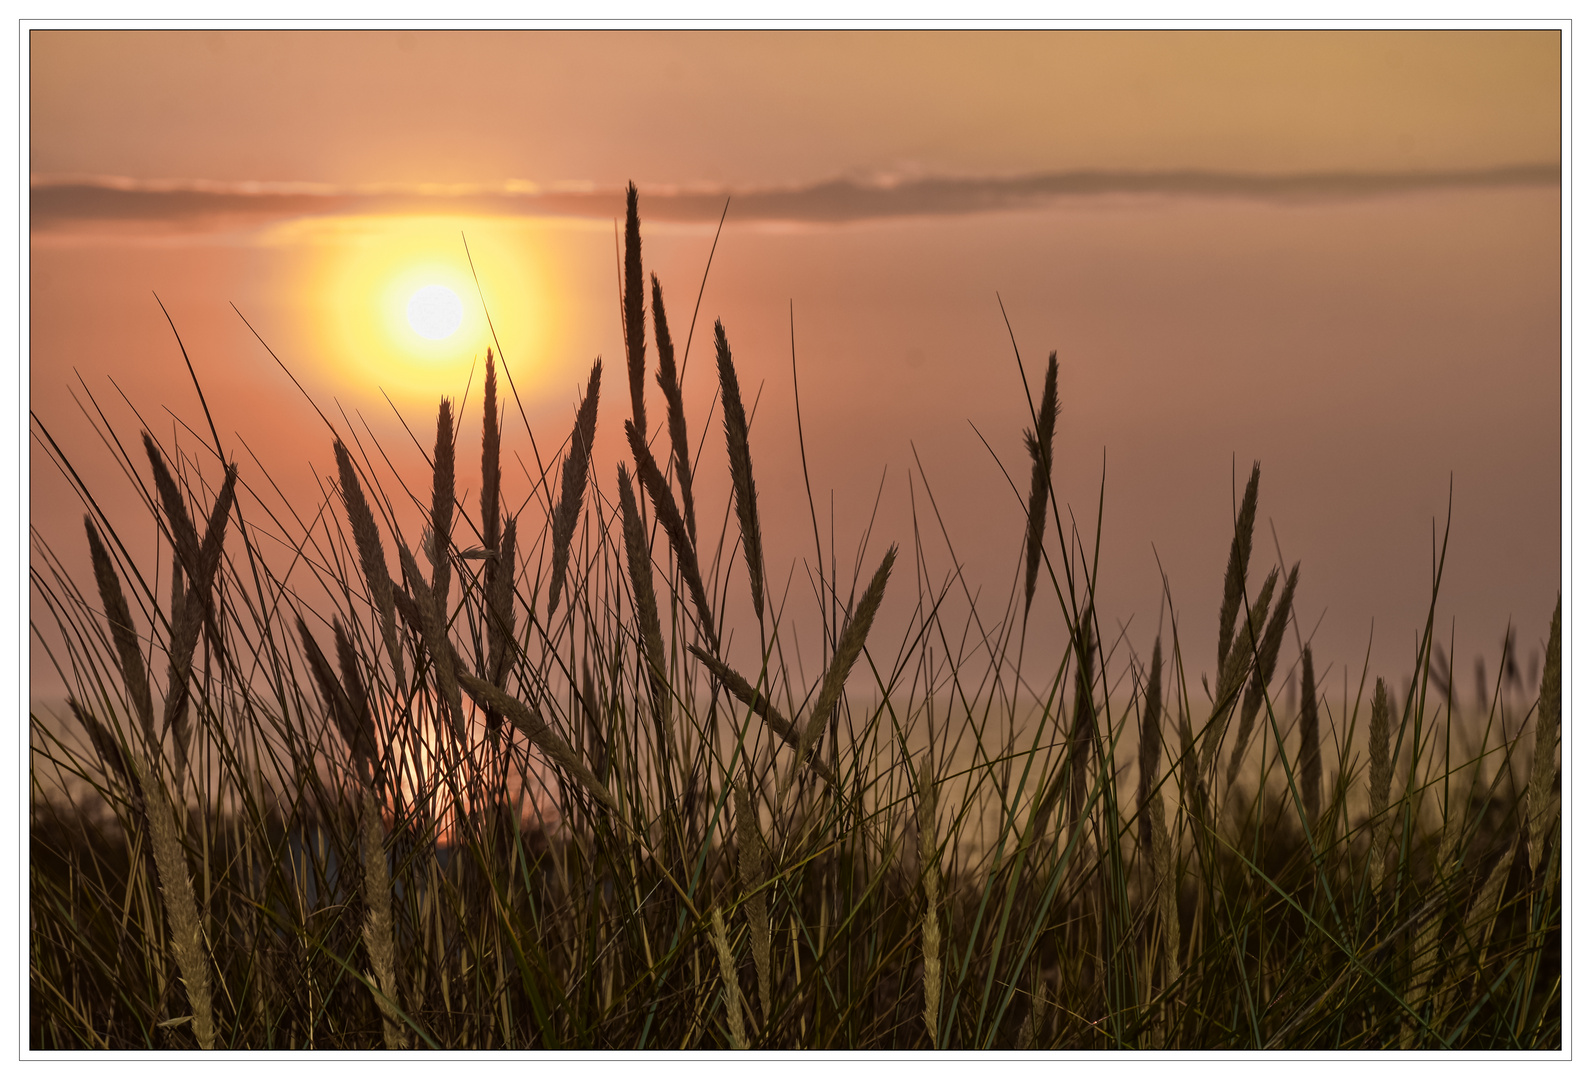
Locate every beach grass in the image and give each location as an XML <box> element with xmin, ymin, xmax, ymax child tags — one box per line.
<box><xmin>27</xmin><ymin>190</ymin><xmax>1560</xmax><ymax>1050</ymax></box>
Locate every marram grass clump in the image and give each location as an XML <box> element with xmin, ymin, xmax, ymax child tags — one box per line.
<box><xmin>30</xmin><ymin>188</ymin><xmax>1558</xmax><ymax>1050</ymax></box>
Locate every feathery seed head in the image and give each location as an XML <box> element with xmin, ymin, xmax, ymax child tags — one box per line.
<box><xmin>652</xmin><ymin>273</ymin><xmax>697</xmax><ymax>545</ymax></box>
<box><xmin>1217</xmin><ymin>462</ymin><xmax>1262</xmax><ymax>671</ymax></box>
<box><xmin>710</xmin><ymin>906</ymin><xmax>747</xmax><ymax>1050</ymax></box>
<box><xmin>334</xmin><ymin>439</ymin><xmax>402</xmax><ymax>684</ymax></box>
<box><xmin>689</xmin><ymin>645</ymin><xmax>835</xmax><ymax>785</ymax></box>
<box><xmin>735</xmin><ymin>781</ymin><xmax>765</xmax><ymax>892</ymax></box>
<box><xmin>398</xmin><ymin>541</ymin><xmax>467</xmax><ymax>742</ymax></box>
<box><xmin>627</xmin><ymin>419</ymin><xmax>718</xmax><ymax>649</ymax></box>
<box><xmin>619</xmin><ymin>463</ymin><xmax>670</xmax><ymax>728</ymax></box>
<box><xmin>1022</xmin><ymin>351</ymin><xmax>1060</xmax><ymax>618</ymax></box>
<box><xmin>70</xmin><ymin>697</ymin><xmax>135</xmax><ymax>794</ymax></box>
<box><xmin>485</xmin><ymin>513</ymin><xmax>518</xmax><ymax>716</ymax></box>
<box><xmin>196</xmin><ymin>463</ymin><xmax>237</xmax><ymax>589</ymax></box>
<box><xmin>624</xmin><ymin>182</ymin><xmax>648</xmax><ymax>437</ymax></box>
<box><xmin>142</xmin><ymin>433</ymin><xmax>202</xmax><ymax>580</ymax></box>
<box><xmin>481</xmin><ymin>348</ymin><xmax>501</xmax><ymax>551</ymax></box>
<box><xmin>1227</xmin><ymin>562</ymin><xmax>1300</xmax><ymax>787</ymax></box>
<box><xmin>84</xmin><ymin>515</ymin><xmax>156</xmax><ymax>743</ymax></box>
<box><xmin>430</xmin><ymin>397</ymin><xmax>456</xmax><ymax>607</ymax></box>
<box><xmin>296</xmin><ymin>614</ymin><xmax>363</xmax><ymax>765</ymax></box>
<box><xmin>795</xmin><ymin>546</ymin><xmax>896</xmax><ymax>771</ymax></box>
<box><xmin>716</xmin><ymin>320</ymin><xmax>765</xmax><ymax>621</ymax></box>
<box><xmin>549</xmin><ymin>361</ymin><xmax>601</xmax><ymax>619</ymax></box>
<box><xmin>457</xmin><ymin>670</ymin><xmax>618</xmax><ymax>814</ymax></box>
<box><xmin>332</xmin><ymin>618</ymin><xmax>377</xmax><ymax>773</ymax></box>
<box><xmin>1370</xmin><ymin>677</ymin><xmax>1392</xmax><ymax>817</ymax></box>
<box><xmin>1138</xmin><ymin>637</ymin><xmax>1163</xmax><ymax>849</ymax></box>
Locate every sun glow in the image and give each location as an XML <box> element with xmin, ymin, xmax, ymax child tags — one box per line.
<box><xmin>267</xmin><ymin>214</ymin><xmax>552</xmax><ymax>400</ymax></box>
<box><xmin>377</xmin><ymin>695</ymin><xmax>564</xmax><ymax>846</ymax></box>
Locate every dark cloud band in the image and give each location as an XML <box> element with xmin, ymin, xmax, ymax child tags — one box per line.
<box><xmin>32</xmin><ymin>164</ymin><xmax>1560</xmax><ymax>231</ymax></box>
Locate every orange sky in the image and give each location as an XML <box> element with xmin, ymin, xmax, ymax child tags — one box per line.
<box><xmin>28</xmin><ymin>29</ymin><xmax>1563</xmax><ymax>711</ymax></box>
<box><xmin>32</xmin><ymin>30</ymin><xmax>1559</xmax><ymax>183</ymax></box>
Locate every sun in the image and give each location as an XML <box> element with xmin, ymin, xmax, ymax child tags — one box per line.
<box><xmin>407</xmin><ymin>284</ymin><xmax>464</xmax><ymax>340</ymax></box>
<box><xmin>268</xmin><ymin>214</ymin><xmax>551</xmax><ymax>401</ymax></box>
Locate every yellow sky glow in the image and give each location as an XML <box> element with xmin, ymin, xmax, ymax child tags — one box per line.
<box><xmin>261</xmin><ymin>214</ymin><xmax>553</xmax><ymax>400</ymax></box>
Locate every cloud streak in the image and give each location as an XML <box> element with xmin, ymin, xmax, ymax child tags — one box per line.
<box><xmin>31</xmin><ymin>164</ymin><xmax>1560</xmax><ymax>232</ymax></box>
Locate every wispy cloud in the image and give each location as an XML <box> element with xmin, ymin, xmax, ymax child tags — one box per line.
<box><xmin>31</xmin><ymin>164</ymin><xmax>1560</xmax><ymax>232</ymax></box>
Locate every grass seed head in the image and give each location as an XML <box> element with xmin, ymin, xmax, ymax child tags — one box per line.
<box><xmin>457</xmin><ymin>670</ymin><xmax>618</xmax><ymax>814</ymax></box>
<box><xmin>1369</xmin><ymin>677</ymin><xmax>1393</xmax><ymax>892</ymax></box>
<box><xmin>137</xmin><ymin>764</ymin><xmax>215</xmax><ymax>1049</ymax></box>
<box><xmin>736</xmin><ymin>777</ymin><xmax>774</xmax><ymax>1025</ymax></box>
<box><xmin>333</xmin><ymin>440</ymin><xmax>401</xmax><ymax>686</ymax></box>
<box><xmin>624</xmin><ymin>181</ymin><xmax>648</xmax><ymax>438</ymax></box>
<box><xmin>793</xmin><ymin>545</ymin><xmax>897</xmax><ymax>778</ymax></box>
<box><xmin>481</xmin><ymin>348</ymin><xmax>501</xmax><ymax>551</ymax></box>
<box><xmin>1370</xmin><ymin>677</ymin><xmax>1392</xmax><ymax>818</ymax></box>
<box><xmin>1022</xmin><ymin>351</ymin><xmax>1060</xmax><ymax>618</ymax></box>
<box><xmin>1068</xmin><ymin>612</ymin><xmax>1097</xmax><ymax>828</ymax></box>
<box><xmin>619</xmin><ymin>463</ymin><xmax>670</xmax><ymax>732</ymax></box>
<box><xmin>142</xmin><ymin>432</ymin><xmax>234</xmax><ymax>660</ymax></box>
<box><xmin>710</xmin><ymin>906</ymin><xmax>747</xmax><ymax>1049</ymax></box>
<box><xmin>84</xmin><ymin>515</ymin><xmax>155</xmax><ymax>744</ymax></box>
<box><xmin>429</xmin><ymin>398</ymin><xmax>456</xmax><ymax>608</ymax></box>
<box><xmin>626</xmin><ymin>419</ymin><xmax>717</xmax><ymax>650</ymax></box>
<box><xmin>398</xmin><ymin>542</ymin><xmax>467</xmax><ymax>743</ymax></box>
<box><xmin>195</xmin><ymin>462</ymin><xmax>238</xmax><ymax>592</ymax></box>
<box><xmin>141</xmin><ymin>432</ymin><xmax>202</xmax><ymax>581</ymax></box>
<box><xmin>1217</xmin><ymin>461</ymin><xmax>1262</xmax><ymax>671</ymax></box>
<box><xmin>652</xmin><ymin>272</ymin><xmax>697</xmax><ymax>545</ymax></box>
<box><xmin>691</xmin><ymin>645</ymin><xmax>839</xmax><ymax>786</ymax></box>
<box><xmin>159</xmin><ymin>559</ymin><xmax>201</xmax><ymax>790</ymax></box>
<box><xmin>1227</xmin><ymin>561</ymin><xmax>1299</xmax><ymax>787</ymax></box>
<box><xmin>484</xmin><ymin>513</ymin><xmax>518</xmax><ymax>737</ymax></box>
<box><xmin>716</xmin><ymin>319</ymin><xmax>765</xmax><ymax>621</ymax></box>
<box><xmin>332</xmin><ymin>618</ymin><xmax>377</xmax><ymax>775</ymax></box>
<box><xmin>549</xmin><ymin>361</ymin><xmax>601</xmax><ymax>619</ymax></box>
<box><xmin>67</xmin><ymin>696</ymin><xmax>136</xmax><ymax>801</ymax></box>
<box><xmin>1201</xmin><ymin>566</ymin><xmax>1277</xmax><ymax>782</ymax></box>
<box><xmin>296</xmin><ymin>614</ymin><xmax>364</xmax><ymax>767</ymax></box>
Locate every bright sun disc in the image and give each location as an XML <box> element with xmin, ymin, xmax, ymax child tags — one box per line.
<box><xmin>407</xmin><ymin>284</ymin><xmax>464</xmax><ymax>340</ymax></box>
<box><xmin>269</xmin><ymin>214</ymin><xmax>555</xmax><ymax>400</ymax></box>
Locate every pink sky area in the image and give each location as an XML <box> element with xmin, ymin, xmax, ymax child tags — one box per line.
<box><xmin>28</xmin><ymin>29</ymin><xmax>1563</xmax><ymax>719</ymax></box>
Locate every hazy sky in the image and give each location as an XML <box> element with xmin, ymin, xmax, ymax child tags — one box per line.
<box><xmin>28</xmin><ymin>29</ymin><xmax>1563</xmax><ymax>713</ymax></box>
<box><xmin>32</xmin><ymin>30</ymin><xmax>1559</xmax><ymax>184</ymax></box>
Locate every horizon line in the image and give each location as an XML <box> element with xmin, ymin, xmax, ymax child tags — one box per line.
<box><xmin>30</xmin><ymin>163</ymin><xmax>1561</xmax><ymax>231</ymax></box>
